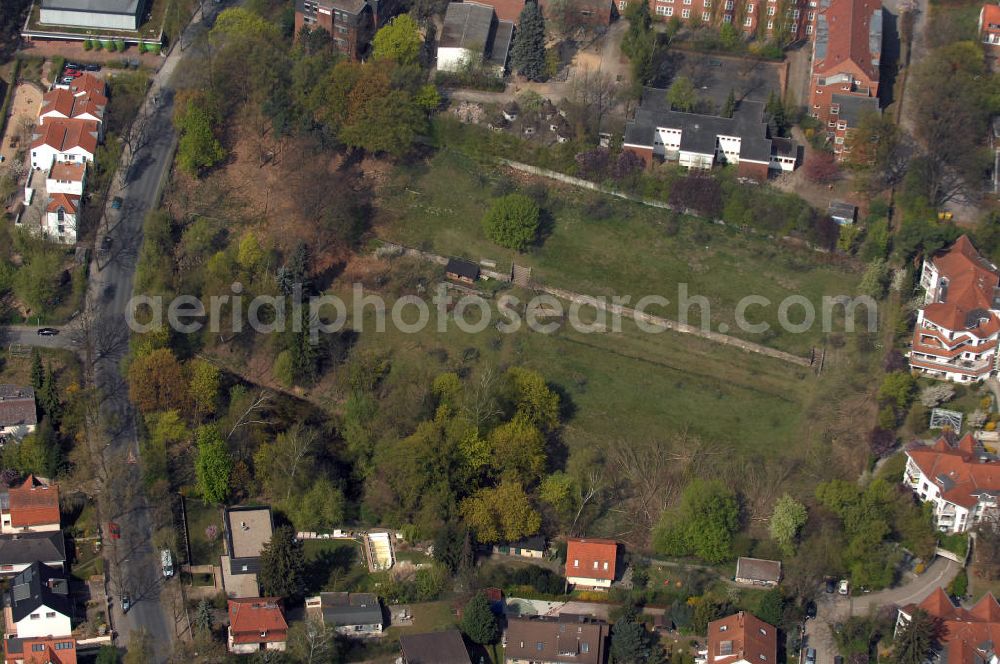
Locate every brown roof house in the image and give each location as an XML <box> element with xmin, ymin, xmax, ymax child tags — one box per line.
<box><xmin>227</xmin><ymin>598</ymin><xmax>288</xmax><ymax>654</ymax></box>
<box><xmin>221</xmin><ymin>506</ymin><xmax>274</xmax><ymax>598</ymax></box>
<box><xmin>734</xmin><ymin>558</ymin><xmax>782</xmax><ymax>587</ymax></box>
<box><xmin>399</xmin><ymin>629</ymin><xmax>472</xmax><ymax>663</ymax></box>
<box><xmin>1</xmin><ymin>476</ymin><xmax>60</xmax><ymax>535</ymax></box>
<box><xmin>565</xmin><ymin>538</ymin><xmax>618</xmax><ymax>589</ymax></box>
<box><xmin>896</xmin><ymin>589</ymin><xmax>1000</xmax><ymax>664</ymax></box>
<box><xmin>702</xmin><ymin>612</ymin><xmax>777</xmax><ymax>664</ymax></box>
<box><xmin>504</xmin><ymin>614</ymin><xmax>610</xmax><ymax>664</ymax></box>
<box><xmin>0</xmin><ymin>387</ymin><xmax>37</xmax><ymax>443</ymax></box>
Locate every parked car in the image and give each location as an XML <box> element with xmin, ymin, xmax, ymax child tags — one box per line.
<box><xmin>63</xmin><ymin>69</ymin><xmax>82</xmax><ymax>78</ymax></box>
<box><xmin>111</xmin><ymin>196</ymin><xmax>123</xmax><ymax>209</ymax></box>
<box><xmin>102</xmin><ymin>236</ymin><xmax>113</xmax><ymax>251</ymax></box>
<box><xmin>835</xmin><ymin>657</ymin><xmax>844</xmax><ymax>664</ymax></box>
<box><xmin>60</xmin><ymin>76</ymin><xmax>75</xmax><ymax>84</ymax></box>
<box><xmin>108</xmin><ymin>522</ymin><xmax>121</xmax><ymax>539</ymax></box>
<box><xmin>121</xmin><ymin>594</ymin><xmax>131</xmax><ymax>613</ymax></box>
<box><xmin>838</xmin><ymin>579</ymin><xmax>849</xmax><ymax>595</ymax></box>
<box><xmin>85</xmin><ymin>63</ymin><xmax>101</xmax><ymax>71</ymax></box>
<box><xmin>824</xmin><ymin>578</ymin><xmax>835</xmax><ymax>593</ymax></box>
<box><xmin>64</xmin><ymin>62</ymin><xmax>81</xmax><ymax>69</ymax></box>
<box><xmin>806</xmin><ymin>648</ymin><xmax>816</xmax><ymax>664</ymax></box>
<box><xmin>805</xmin><ymin>602</ymin><xmax>817</xmax><ymax>619</ymax></box>
<box><xmin>36</xmin><ymin>327</ymin><xmax>59</xmax><ymax>336</ymax></box>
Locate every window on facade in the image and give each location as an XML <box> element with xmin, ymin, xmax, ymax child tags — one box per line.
<box><xmin>31</xmin><ymin>645</ymin><xmax>45</xmax><ymax>652</ymax></box>
<box><xmin>767</xmin><ymin>19</ymin><xmax>773</xmax><ymax>27</ymax></box>
<box><xmin>744</xmin><ymin>16</ymin><xmax>752</xmax><ymax>24</ymax></box>
<box><xmin>30</xmin><ymin>614</ymin><xmax>40</xmax><ymax>620</ymax></box>
<box><xmin>725</xmin><ymin>0</ymin><xmax>734</xmax><ymax>8</ymax></box>
<box><xmin>656</xmin><ymin>5</ymin><xmax>668</xmax><ymax>14</ymax></box>
<box><xmin>746</xmin><ymin>4</ymin><xmax>753</xmax><ymax>12</ymax></box>
<box><xmin>807</xmin><ymin>10</ymin><xmax>815</xmax><ymax>18</ymax></box>
<box><xmin>619</xmin><ymin>0</ymin><xmax>627</xmax><ymax>7</ymax></box>
<box><xmin>46</xmin><ymin>612</ymin><xmax>56</xmax><ymax>618</ymax></box>
<box><xmin>536</xmin><ymin>642</ymin><xmax>545</xmax><ymax>651</ymax></box>
<box><xmin>57</xmin><ymin>208</ymin><xmax>64</xmax><ymax>221</ymax></box>
<box><xmin>573</xmin><ymin>559</ymin><xmax>579</xmax><ymax>567</ymax></box>
<box><xmin>682</xmin><ymin>8</ymin><xmax>691</xmax><ymax>16</ymax></box>
<box><xmin>723</xmin><ymin>13</ymin><xmax>732</xmax><ymax>21</ymax></box>
<box><xmin>666</xmin><ymin>6</ymin><xmax>673</xmax><ymax>14</ymax></box>
<box><xmin>835</xmin><ymin>137</ymin><xmax>844</xmax><ymax>144</ymax></box>
<box><xmin>767</xmin><ymin>5</ymin><xmax>775</xmax><ymax>14</ymax></box>
<box><xmin>806</xmin><ymin>23</ymin><xmax>813</xmax><ymax>33</ymax></box>
<box><xmin>830</xmin><ymin>106</ymin><xmax>839</xmax><ymax>114</ymax></box>
<box><xmin>703</xmin><ymin>10</ymin><xmax>711</xmax><ymax>18</ymax></box>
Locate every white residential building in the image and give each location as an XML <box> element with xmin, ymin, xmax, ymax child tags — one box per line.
<box><xmin>904</xmin><ymin>433</ymin><xmax>1000</xmax><ymax>534</ymax></box>
<box><xmin>438</xmin><ymin>2</ymin><xmax>513</xmax><ymax>76</ymax></box>
<box><xmin>909</xmin><ymin>235</ymin><xmax>1000</xmax><ymax>382</ymax></box>
<box><xmin>5</xmin><ymin>562</ymin><xmax>72</xmax><ymax>639</ymax></box>
<box><xmin>46</xmin><ymin>161</ymin><xmax>86</xmax><ymax>196</ymax></box>
<box><xmin>43</xmin><ymin>193</ymin><xmax>80</xmax><ymax>244</ymax></box>
<box><xmin>29</xmin><ymin>119</ymin><xmax>98</xmax><ymax>171</ymax></box>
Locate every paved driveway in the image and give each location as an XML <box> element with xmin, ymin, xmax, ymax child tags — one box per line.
<box><xmin>804</xmin><ymin>557</ymin><xmax>960</xmax><ymax>664</ymax></box>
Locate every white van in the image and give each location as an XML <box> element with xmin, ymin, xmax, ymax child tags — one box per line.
<box><xmin>161</xmin><ymin>549</ymin><xmax>174</xmax><ymax>578</ymax></box>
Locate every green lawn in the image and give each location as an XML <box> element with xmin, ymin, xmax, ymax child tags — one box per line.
<box><xmin>302</xmin><ymin>539</ymin><xmax>369</xmax><ymax>594</ymax></box>
<box><xmin>185</xmin><ymin>499</ymin><xmax>223</xmax><ymax>566</ymax></box>
<box><xmin>375</xmin><ymin>149</ymin><xmax>862</xmax><ymax>356</ymax></box>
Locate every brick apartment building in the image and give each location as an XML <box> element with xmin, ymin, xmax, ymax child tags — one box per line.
<box><xmin>616</xmin><ymin>0</ymin><xmax>811</xmax><ymax>42</ymax></box>
<box><xmin>808</xmin><ymin>0</ymin><xmax>882</xmax><ymax>157</ymax></box>
<box><xmin>294</xmin><ymin>0</ymin><xmax>399</xmax><ymax>59</ymax></box>
<box><xmin>473</xmin><ymin>0</ymin><xmax>614</xmax><ymax>26</ymax></box>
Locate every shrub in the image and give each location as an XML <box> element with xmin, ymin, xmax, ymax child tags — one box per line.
<box><xmin>83</xmin><ymin>39</ymin><xmax>93</xmax><ymax>50</ymax></box>
<box><xmin>94</xmin><ymin>40</ymin><xmax>104</xmax><ymax>50</ymax></box>
<box><xmin>482</xmin><ymin>193</ymin><xmax>540</xmax><ymax>251</ymax></box>
<box><xmin>115</xmin><ymin>39</ymin><xmax>126</xmax><ymax>51</ymax></box>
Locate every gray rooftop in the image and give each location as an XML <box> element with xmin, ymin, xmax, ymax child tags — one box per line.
<box><xmin>624</xmin><ymin>87</ymin><xmax>786</xmax><ymax>163</ymax></box>
<box><xmin>399</xmin><ymin>629</ymin><xmax>471</xmax><ymax>664</ymax></box>
<box><xmin>318</xmin><ymin>592</ymin><xmax>383</xmax><ymax>627</ymax></box>
<box><xmin>9</xmin><ymin>561</ymin><xmax>71</xmax><ymax>623</ymax></box>
<box><xmin>0</xmin><ymin>386</ymin><xmax>37</xmax><ymax>429</ymax></box>
<box><xmin>827</xmin><ymin>201</ymin><xmax>857</xmax><ymax>219</ymax></box>
<box><xmin>441</xmin><ymin>2</ymin><xmax>496</xmax><ymax>50</ymax></box>
<box><xmin>40</xmin><ymin>0</ymin><xmax>141</xmax><ymax>15</ymax></box>
<box><xmin>488</xmin><ymin>18</ymin><xmax>514</xmax><ymax>70</ymax></box>
<box><xmin>830</xmin><ymin>93</ymin><xmax>879</xmax><ymax>126</ymax></box>
<box><xmin>0</xmin><ymin>532</ymin><xmax>66</xmax><ymax>567</ymax></box>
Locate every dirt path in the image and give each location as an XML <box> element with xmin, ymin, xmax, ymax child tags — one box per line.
<box><xmin>0</xmin><ymin>82</ymin><xmax>42</xmax><ymax>167</ymax></box>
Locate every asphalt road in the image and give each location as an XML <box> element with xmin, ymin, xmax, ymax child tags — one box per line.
<box><xmin>88</xmin><ymin>5</ymin><xmax>224</xmax><ymax>658</ymax></box>
<box><xmin>803</xmin><ymin>557</ymin><xmax>960</xmax><ymax>664</ymax></box>
<box><xmin>0</xmin><ymin>325</ymin><xmax>73</xmax><ymax>349</ymax></box>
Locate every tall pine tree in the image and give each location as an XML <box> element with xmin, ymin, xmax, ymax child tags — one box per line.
<box><xmin>512</xmin><ymin>1</ymin><xmax>547</xmax><ymax>81</ymax></box>
<box><xmin>40</xmin><ymin>364</ymin><xmax>61</xmax><ymax>425</ymax></box>
<box><xmin>258</xmin><ymin>525</ymin><xmax>306</xmax><ymax>601</ymax></box>
<box><xmin>30</xmin><ymin>350</ymin><xmax>44</xmax><ymax>391</ymax></box>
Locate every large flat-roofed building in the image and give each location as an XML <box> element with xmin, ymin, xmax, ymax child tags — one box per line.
<box><xmin>39</xmin><ymin>0</ymin><xmax>146</xmax><ymax>31</ymax></box>
<box><xmin>438</xmin><ymin>2</ymin><xmax>513</xmax><ymax>76</ymax></box>
<box><xmin>222</xmin><ymin>506</ymin><xmax>274</xmax><ymax>598</ymax></box>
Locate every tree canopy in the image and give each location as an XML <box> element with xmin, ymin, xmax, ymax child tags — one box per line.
<box><xmin>372</xmin><ymin>14</ymin><xmax>422</xmax><ymax>65</ymax></box>
<box><xmin>461</xmin><ymin>591</ymin><xmax>500</xmax><ymax>644</ymax></box>
<box><xmin>511</xmin><ymin>1</ymin><xmax>547</xmax><ymax>81</ymax></box>
<box><xmin>653</xmin><ymin>479</ymin><xmax>740</xmax><ymax>563</ymax></box>
<box><xmin>258</xmin><ymin>524</ymin><xmax>306</xmax><ymax>601</ymax></box>
<box><xmin>482</xmin><ymin>193</ymin><xmax>541</xmax><ymax>250</ymax></box>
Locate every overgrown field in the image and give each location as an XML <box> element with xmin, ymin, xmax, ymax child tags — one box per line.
<box><xmin>375</xmin><ymin>149</ymin><xmax>863</xmax><ymax>356</ymax></box>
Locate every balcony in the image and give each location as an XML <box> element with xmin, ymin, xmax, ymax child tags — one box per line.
<box><xmin>909</xmin><ymin>355</ymin><xmax>993</xmax><ymax>376</ymax></box>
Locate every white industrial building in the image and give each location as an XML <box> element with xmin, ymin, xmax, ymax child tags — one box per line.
<box><xmin>39</xmin><ymin>0</ymin><xmax>145</xmax><ymax>31</ymax></box>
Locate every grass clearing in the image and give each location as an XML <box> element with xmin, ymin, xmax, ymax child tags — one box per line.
<box><xmin>185</xmin><ymin>499</ymin><xmax>223</xmax><ymax>566</ymax></box>
<box><xmin>375</xmin><ymin>149</ymin><xmax>862</xmax><ymax>356</ymax></box>
<box><xmin>302</xmin><ymin>539</ymin><xmax>368</xmax><ymax>594</ymax></box>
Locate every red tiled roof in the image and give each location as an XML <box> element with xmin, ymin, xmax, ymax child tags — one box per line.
<box><xmin>566</xmin><ymin>538</ymin><xmax>618</xmax><ymax>581</ymax></box>
<box><xmin>66</xmin><ymin>73</ymin><xmax>105</xmax><ymax>98</ymax></box>
<box><xmin>3</xmin><ymin>635</ymin><xmax>77</xmax><ymax>664</ymax></box>
<box><xmin>46</xmin><ymin>193</ymin><xmax>79</xmax><ymax>215</ymax></box>
<box><xmin>982</xmin><ymin>4</ymin><xmax>1000</xmax><ymax>32</ymax></box>
<box><xmin>30</xmin><ymin>119</ymin><xmax>99</xmax><ymax>154</ymax></box>
<box><xmin>40</xmin><ymin>88</ymin><xmax>106</xmax><ymax>123</ymax></box>
<box><xmin>907</xmin><ymin>434</ymin><xmax>1000</xmax><ymax>510</ymax></box>
<box><xmin>228</xmin><ymin>598</ymin><xmax>288</xmax><ymax>644</ymax></box>
<box><xmin>8</xmin><ymin>475</ymin><xmax>60</xmax><ymax>528</ymax></box>
<box><xmin>905</xmin><ymin>590</ymin><xmax>1000</xmax><ymax>664</ymax></box>
<box><xmin>48</xmin><ymin>162</ymin><xmax>85</xmax><ymax>183</ymax></box>
<box><xmin>813</xmin><ymin>0</ymin><xmax>883</xmax><ymax>82</ymax></box>
<box><xmin>707</xmin><ymin>612</ymin><xmax>777</xmax><ymax>664</ymax></box>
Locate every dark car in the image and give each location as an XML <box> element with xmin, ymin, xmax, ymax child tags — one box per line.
<box><xmin>111</xmin><ymin>196</ymin><xmax>123</xmax><ymax>209</ymax></box>
<box><xmin>36</xmin><ymin>327</ymin><xmax>59</xmax><ymax>336</ymax></box>
<box><xmin>824</xmin><ymin>578</ymin><xmax>836</xmax><ymax>593</ymax></box>
<box><xmin>85</xmin><ymin>63</ymin><xmax>101</xmax><ymax>71</ymax></box>
<box><xmin>835</xmin><ymin>657</ymin><xmax>844</xmax><ymax>664</ymax></box>
<box><xmin>805</xmin><ymin>602</ymin><xmax>817</xmax><ymax>619</ymax></box>
<box><xmin>102</xmin><ymin>236</ymin><xmax>113</xmax><ymax>250</ymax></box>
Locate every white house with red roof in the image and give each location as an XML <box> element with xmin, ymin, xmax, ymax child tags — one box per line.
<box><xmin>908</xmin><ymin>236</ymin><xmax>1000</xmax><ymax>382</ymax></box>
<box><xmin>43</xmin><ymin>193</ymin><xmax>80</xmax><ymax>244</ymax></box>
<box><xmin>46</xmin><ymin>162</ymin><xmax>85</xmax><ymax>197</ymax></box>
<box><xmin>1</xmin><ymin>476</ymin><xmax>61</xmax><ymax>536</ymax></box>
<box><xmin>896</xmin><ymin>588</ymin><xmax>1000</xmax><ymax>664</ymax></box>
<box><xmin>29</xmin><ymin>120</ymin><xmax>98</xmax><ymax>171</ymax></box>
<box><xmin>227</xmin><ymin>598</ymin><xmax>288</xmax><ymax>654</ymax></box>
<box><xmin>38</xmin><ymin>88</ymin><xmax>106</xmax><ymax>134</ymax></box>
<box><xmin>980</xmin><ymin>4</ymin><xmax>1000</xmax><ymax>48</ymax></box>
<box><xmin>565</xmin><ymin>538</ymin><xmax>618</xmax><ymax>589</ymax></box>
<box><xmin>697</xmin><ymin>612</ymin><xmax>777</xmax><ymax>664</ymax></box>
<box><xmin>904</xmin><ymin>433</ymin><xmax>1000</xmax><ymax>533</ymax></box>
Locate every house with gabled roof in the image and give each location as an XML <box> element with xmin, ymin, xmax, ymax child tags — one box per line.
<box><xmin>29</xmin><ymin>120</ymin><xmax>99</xmax><ymax>171</ymax></box>
<box><xmin>808</xmin><ymin>0</ymin><xmax>883</xmax><ymax>158</ymax></box>
<box><xmin>504</xmin><ymin>614</ymin><xmax>610</xmax><ymax>664</ymax></box>
<box><xmin>565</xmin><ymin>538</ymin><xmax>618</xmax><ymax>589</ymax></box>
<box><xmin>0</xmin><ymin>388</ymin><xmax>37</xmax><ymax>443</ymax></box>
<box><xmin>305</xmin><ymin>592</ymin><xmax>384</xmax><ymax>636</ymax></box>
<box><xmin>227</xmin><ymin>598</ymin><xmax>288</xmax><ymax>654</ymax></box>
<box><xmin>904</xmin><ymin>433</ymin><xmax>1000</xmax><ymax>533</ymax></box>
<box><xmin>908</xmin><ymin>236</ymin><xmax>1000</xmax><ymax>382</ymax></box>
<box><xmin>699</xmin><ymin>612</ymin><xmax>777</xmax><ymax>664</ymax></box>
<box><xmin>3</xmin><ymin>634</ymin><xmax>77</xmax><ymax>664</ymax></box>
<box><xmin>5</xmin><ymin>562</ymin><xmax>72</xmax><ymax>639</ymax></box>
<box><xmin>734</xmin><ymin>558</ymin><xmax>782</xmax><ymax>587</ymax></box>
<box><xmin>896</xmin><ymin>588</ymin><xmax>1000</xmax><ymax>664</ymax></box>
<box><xmin>1</xmin><ymin>475</ymin><xmax>60</xmax><ymax>535</ymax></box>
<box><xmin>980</xmin><ymin>4</ymin><xmax>1000</xmax><ymax>49</ymax></box>
<box><xmin>0</xmin><ymin>533</ymin><xmax>66</xmax><ymax>576</ymax></box>
<box><xmin>438</xmin><ymin>2</ymin><xmax>514</xmax><ymax>77</ymax></box>
<box><xmin>38</xmin><ymin>88</ymin><xmax>106</xmax><ymax>135</ymax></box>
